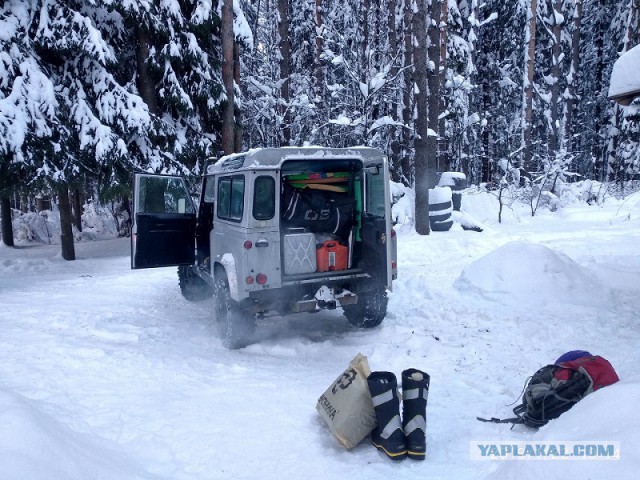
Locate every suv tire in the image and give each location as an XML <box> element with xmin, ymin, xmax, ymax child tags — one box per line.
<box><xmin>178</xmin><ymin>265</ymin><xmax>213</xmax><ymax>302</ymax></box>
<box><xmin>213</xmin><ymin>273</ymin><xmax>256</xmax><ymax>349</ymax></box>
<box><xmin>343</xmin><ymin>287</ymin><xmax>388</xmax><ymax>328</ymax></box>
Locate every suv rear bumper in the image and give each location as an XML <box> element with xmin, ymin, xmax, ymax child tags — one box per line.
<box><xmin>291</xmin><ymin>291</ymin><xmax>358</xmax><ymax>313</ymax></box>
<box><xmin>281</xmin><ymin>268</ymin><xmax>371</xmax><ymax>286</ymax></box>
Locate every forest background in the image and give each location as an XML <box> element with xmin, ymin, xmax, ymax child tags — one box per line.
<box><xmin>1</xmin><ymin>0</ymin><xmax>639</xmax><ymax>256</ymax></box>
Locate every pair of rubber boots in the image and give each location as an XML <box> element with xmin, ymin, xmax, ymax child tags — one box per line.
<box><xmin>367</xmin><ymin>368</ymin><xmax>430</xmax><ymax>461</ymax></box>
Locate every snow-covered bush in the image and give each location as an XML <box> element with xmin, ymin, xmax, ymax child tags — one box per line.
<box><xmin>11</xmin><ymin>210</ymin><xmax>60</xmax><ymax>245</ymax></box>
<box><xmin>78</xmin><ymin>202</ymin><xmax>119</xmax><ymax>241</ymax></box>
<box><xmin>5</xmin><ymin>204</ymin><xmax>119</xmax><ymax>247</ymax></box>
<box><xmin>390</xmin><ymin>181</ymin><xmax>414</xmax><ymax>226</ymax></box>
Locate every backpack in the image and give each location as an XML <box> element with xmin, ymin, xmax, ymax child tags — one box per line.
<box><xmin>478</xmin><ymin>355</ymin><xmax>619</xmax><ymax>428</ymax></box>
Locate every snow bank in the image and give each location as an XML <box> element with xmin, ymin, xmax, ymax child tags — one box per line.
<box><xmin>453</xmin><ymin>241</ymin><xmax>607</xmax><ymax>306</ymax></box>
<box><xmin>488</xmin><ymin>376</ymin><xmax>640</xmax><ymax>480</ymax></box>
<box><xmin>459</xmin><ymin>188</ymin><xmax>527</xmax><ymax>225</ymax></box>
<box><xmin>0</xmin><ymin>386</ymin><xmax>148</xmax><ymax>480</ymax></box>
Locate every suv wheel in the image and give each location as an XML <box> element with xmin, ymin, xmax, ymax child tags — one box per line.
<box><xmin>213</xmin><ymin>273</ymin><xmax>256</xmax><ymax>349</ymax></box>
<box><xmin>343</xmin><ymin>287</ymin><xmax>388</xmax><ymax>328</ymax></box>
<box><xmin>178</xmin><ymin>265</ymin><xmax>213</xmax><ymax>302</ymax></box>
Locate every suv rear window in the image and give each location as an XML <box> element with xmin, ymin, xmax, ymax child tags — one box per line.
<box><xmin>217</xmin><ymin>175</ymin><xmax>245</xmax><ymax>222</ymax></box>
<box><xmin>253</xmin><ymin>176</ymin><xmax>275</xmax><ymax>220</ymax></box>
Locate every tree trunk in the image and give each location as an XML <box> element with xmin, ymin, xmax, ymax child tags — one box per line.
<box><xmin>135</xmin><ymin>26</ymin><xmax>158</xmax><ymax>115</ymax></box>
<box><xmin>358</xmin><ymin>0</ymin><xmax>371</xmax><ymax>139</ymax></box>
<box><xmin>471</xmin><ymin>0</ymin><xmax>485</xmax><ymax>182</ymax></box>
<box><xmin>121</xmin><ymin>195</ymin><xmax>132</xmax><ymax>237</ymax></box>
<box><xmin>624</xmin><ymin>0</ymin><xmax>640</xmax><ymax>50</ymax></box>
<box><xmin>482</xmin><ymin>84</ymin><xmax>492</xmax><ymax>183</ymax></box>
<box><xmin>57</xmin><ymin>186</ymin><xmax>75</xmax><ymax>261</ymax></box>
<box><xmin>591</xmin><ymin>15</ymin><xmax>605</xmax><ymax>180</ymax></box>
<box><xmin>549</xmin><ymin>0</ymin><xmax>562</xmax><ymax>154</ymax></box>
<box><xmin>564</xmin><ymin>0</ymin><xmax>582</xmax><ymax>153</ymax></box>
<box><xmin>314</xmin><ymin>0</ymin><xmax>325</xmax><ymax>107</ymax></box>
<box><xmin>388</xmin><ymin>0</ymin><xmax>401</xmax><ymax>180</ymax></box>
<box><xmin>278</xmin><ymin>0</ymin><xmax>291</xmax><ymax>145</ymax></box>
<box><xmin>427</xmin><ymin>0</ymin><xmax>442</xmax><ymax>183</ymax></box>
<box><xmin>522</xmin><ymin>0</ymin><xmax>538</xmax><ymax>171</ymax></box>
<box><xmin>414</xmin><ymin>0</ymin><xmax>431</xmax><ymax>235</ymax></box>
<box><xmin>221</xmin><ymin>0</ymin><xmax>235</xmax><ymax>154</ymax></box>
<box><xmin>439</xmin><ymin>0</ymin><xmax>448</xmax><ymax>171</ymax></box>
<box><xmin>1</xmin><ymin>196</ymin><xmax>14</xmax><ymax>247</ymax></box>
<box><xmin>72</xmin><ymin>188</ymin><xmax>83</xmax><ymax>232</ymax></box>
<box><xmin>372</xmin><ymin>0</ymin><xmax>382</xmax><ymax>71</ymax></box>
<box><xmin>401</xmin><ymin>0</ymin><xmax>414</xmax><ymax>185</ymax></box>
<box><xmin>234</xmin><ymin>42</ymin><xmax>243</xmax><ymax>152</ymax></box>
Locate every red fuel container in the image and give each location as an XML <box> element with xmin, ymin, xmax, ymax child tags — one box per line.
<box><xmin>316</xmin><ymin>241</ymin><xmax>348</xmax><ymax>272</ymax></box>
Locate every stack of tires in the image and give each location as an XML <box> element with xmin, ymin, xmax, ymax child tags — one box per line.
<box><xmin>428</xmin><ymin>185</ymin><xmax>453</xmax><ymax>232</ymax></box>
<box><xmin>438</xmin><ymin>172</ymin><xmax>466</xmax><ymax>211</ymax></box>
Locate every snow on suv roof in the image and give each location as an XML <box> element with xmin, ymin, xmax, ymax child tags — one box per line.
<box><xmin>206</xmin><ymin>146</ymin><xmax>384</xmax><ymax>174</ymax></box>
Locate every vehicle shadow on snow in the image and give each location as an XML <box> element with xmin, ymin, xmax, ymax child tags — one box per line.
<box><xmin>246</xmin><ymin>310</ymin><xmax>354</xmax><ymax>346</ymax></box>
<box><xmin>170</xmin><ymin>294</ymin><xmax>362</xmax><ymax>350</ymax></box>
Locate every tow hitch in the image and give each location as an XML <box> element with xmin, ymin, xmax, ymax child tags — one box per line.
<box><xmin>292</xmin><ymin>286</ymin><xmax>358</xmax><ymax>312</ymax></box>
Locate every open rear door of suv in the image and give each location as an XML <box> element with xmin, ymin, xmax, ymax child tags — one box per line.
<box><xmin>361</xmin><ymin>154</ymin><xmax>393</xmax><ymax>290</ymax></box>
<box><xmin>131</xmin><ymin>173</ymin><xmax>196</xmax><ymax>269</ymax></box>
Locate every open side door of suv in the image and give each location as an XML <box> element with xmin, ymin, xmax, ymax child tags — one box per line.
<box><xmin>360</xmin><ymin>155</ymin><xmax>393</xmax><ymax>290</ymax></box>
<box><xmin>131</xmin><ymin>173</ymin><xmax>196</xmax><ymax>269</ymax></box>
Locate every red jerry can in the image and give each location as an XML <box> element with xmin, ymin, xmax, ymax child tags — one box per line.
<box><xmin>316</xmin><ymin>241</ymin><xmax>348</xmax><ymax>272</ymax></box>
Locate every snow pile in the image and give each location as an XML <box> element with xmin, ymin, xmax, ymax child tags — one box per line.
<box><xmin>610</xmin><ymin>191</ymin><xmax>640</xmax><ymax>223</ymax></box>
<box><xmin>562</xmin><ymin>179</ymin><xmax>605</xmax><ymax>202</ymax></box>
<box><xmin>454</xmin><ymin>241</ymin><xmax>607</xmax><ymax>306</ymax></box>
<box><xmin>488</xmin><ymin>377</ymin><xmax>640</xmax><ymax>480</ymax></box>
<box><xmin>0</xmin><ymin>386</ymin><xmax>148</xmax><ymax>480</ymax></box>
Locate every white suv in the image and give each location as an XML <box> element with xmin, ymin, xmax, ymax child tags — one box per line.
<box><xmin>131</xmin><ymin>147</ymin><xmax>397</xmax><ymax>348</ymax></box>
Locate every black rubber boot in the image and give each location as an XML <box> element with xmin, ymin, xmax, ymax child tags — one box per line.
<box><xmin>402</xmin><ymin>368</ymin><xmax>430</xmax><ymax>460</ymax></box>
<box><xmin>367</xmin><ymin>371</ymin><xmax>407</xmax><ymax>460</ymax></box>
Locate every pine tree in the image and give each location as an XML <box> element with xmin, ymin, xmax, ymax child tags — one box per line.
<box><xmin>1</xmin><ymin>1</ymin><xmax>230</xmax><ymax>255</ymax></box>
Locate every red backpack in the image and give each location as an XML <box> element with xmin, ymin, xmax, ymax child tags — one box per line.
<box><xmin>479</xmin><ymin>355</ymin><xmax>619</xmax><ymax>428</ymax></box>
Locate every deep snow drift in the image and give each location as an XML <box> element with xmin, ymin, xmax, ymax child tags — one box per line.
<box><xmin>1</xmin><ymin>189</ymin><xmax>640</xmax><ymax>480</ymax></box>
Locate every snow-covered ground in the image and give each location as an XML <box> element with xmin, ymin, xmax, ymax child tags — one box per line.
<box><xmin>1</xmin><ymin>190</ymin><xmax>640</xmax><ymax>480</ymax></box>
